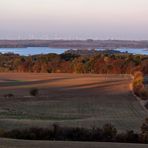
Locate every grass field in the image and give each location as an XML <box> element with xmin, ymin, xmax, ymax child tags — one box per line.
<box><xmin>0</xmin><ymin>73</ymin><xmax>147</xmax><ymax>132</ymax></box>
<box><xmin>0</xmin><ymin>138</ymin><xmax>148</xmax><ymax>148</ymax></box>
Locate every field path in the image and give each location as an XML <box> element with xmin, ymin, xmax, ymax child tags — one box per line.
<box><xmin>0</xmin><ymin>138</ymin><xmax>148</xmax><ymax>148</ymax></box>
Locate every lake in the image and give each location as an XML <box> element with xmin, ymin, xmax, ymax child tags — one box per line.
<box><xmin>0</xmin><ymin>47</ymin><xmax>148</xmax><ymax>56</ymax></box>
<box><xmin>115</xmin><ymin>48</ymin><xmax>148</xmax><ymax>55</ymax></box>
<box><xmin>0</xmin><ymin>47</ymin><xmax>67</xmax><ymax>55</ymax></box>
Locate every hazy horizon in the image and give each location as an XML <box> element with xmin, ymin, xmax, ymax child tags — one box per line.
<box><xmin>0</xmin><ymin>0</ymin><xmax>148</xmax><ymax>40</ymax></box>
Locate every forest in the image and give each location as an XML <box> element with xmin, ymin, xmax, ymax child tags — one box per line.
<box><xmin>0</xmin><ymin>52</ymin><xmax>147</xmax><ymax>74</ymax></box>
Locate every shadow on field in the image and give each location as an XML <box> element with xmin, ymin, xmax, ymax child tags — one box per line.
<box><xmin>63</xmin><ymin>79</ymin><xmax>129</xmax><ymax>90</ymax></box>
<box><xmin>0</xmin><ymin>77</ymin><xmax>72</xmax><ymax>87</ymax></box>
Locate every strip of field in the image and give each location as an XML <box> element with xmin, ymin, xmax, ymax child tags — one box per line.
<box><xmin>0</xmin><ymin>138</ymin><xmax>148</xmax><ymax>148</ymax></box>
<box><xmin>0</xmin><ymin>73</ymin><xmax>147</xmax><ymax>132</ymax></box>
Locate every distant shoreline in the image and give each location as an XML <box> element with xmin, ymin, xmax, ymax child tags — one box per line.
<box><xmin>1</xmin><ymin>40</ymin><xmax>148</xmax><ymax>49</ymax></box>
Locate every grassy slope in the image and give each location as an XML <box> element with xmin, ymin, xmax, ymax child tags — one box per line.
<box><xmin>0</xmin><ymin>73</ymin><xmax>147</xmax><ymax>131</ymax></box>
<box><xmin>0</xmin><ymin>138</ymin><xmax>148</xmax><ymax>148</ymax></box>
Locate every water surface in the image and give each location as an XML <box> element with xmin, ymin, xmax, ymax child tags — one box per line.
<box><xmin>0</xmin><ymin>47</ymin><xmax>67</xmax><ymax>56</ymax></box>
<box><xmin>115</xmin><ymin>48</ymin><xmax>148</xmax><ymax>55</ymax></box>
<box><xmin>0</xmin><ymin>47</ymin><xmax>147</xmax><ymax>56</ymax></box>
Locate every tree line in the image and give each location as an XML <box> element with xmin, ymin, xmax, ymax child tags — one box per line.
<box><xmin>0</xmin><ymin>52</ymin><xmax>148</xmax><ymax>74</ymax></box>
<box><xmin>0</xmin><ymin>118</ymin><xmax>148</xmax><ymax>143</ymax></box>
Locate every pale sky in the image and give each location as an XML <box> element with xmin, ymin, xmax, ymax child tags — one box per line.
<box><xmin>0</xmin><ymin>0</ymin><xmax>148</xmax><ymax>40</ymax></box>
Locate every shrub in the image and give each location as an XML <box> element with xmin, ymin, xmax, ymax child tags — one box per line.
<box><xmin>141</xmin><ymin>118</ymin><xmax>148</xmax><ymax>134</ymax></box>
<box><xmin>4</xmin><ymin>93</ymin><xmax>14</xmax><ymax>98</ymax></box>
<box><xmin>132</xmin><ymin>71</ymin><xmax>148</xmax><ymax>100</ymax></box>
<box><xmin>140</xmin><ymin>118</ymin><xmax>148</xmax><ymax>143</ymax></box>
<box><xmin>0</xmin><ymin>128</ymin><xmax>5</xmax><ymax>137</ymax></box>
<box><xmin>133</xmin><ymin>71</ymin><xmax>143</xmax><ymax>78</ymax></box>
<box><xmin>125</xmin><ymin>130</ymin><xmax>139</xmax><ymax>143</ymax></box>
<box><xmin>102</xmin><ymin>124</ymin><xmax>117</xmax><ymax>141</ymax></box>
<box><xmin>139</xmin><ymin>88</ymin><xmax>148</xmax><ymax>100</ymax></box>
<box><xmin>116</xmin><ymin>133</ymin><xmax>127</xmax><ymax>143</ymax></box>
<box><xmin>140</xmin><ymin>133</ymin><xmax>148</xmax><ymax>143</ymax></box>
<box><xmin>30</xmin><ymin>88</ymin><xmax>39</xmax><ymax>96</ymax></box>
<box><xmin>91</xmin><ymin>127</ymin><xmax>103</xmax><ymax>141</ymax></box>
<box><xmin>1</xmin><ymin>120</ymin><xmax>148</xmax><ymax>144</ymax></box>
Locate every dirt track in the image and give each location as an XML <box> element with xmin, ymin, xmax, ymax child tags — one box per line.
<box><xmin>0</xmin><ymin>138</ymin><xmax>148</xmax><ymax>148</ymax></box>
<box><xmin>0</xmin><ymin>73</ymin><xmax>147</xmax><ymax>131</ymax></box>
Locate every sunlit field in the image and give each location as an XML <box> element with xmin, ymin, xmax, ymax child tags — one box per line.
<box><xmin>0</xmin><ymin>73</ymin><xmax>147</xmax><ymax>132</ymax></box>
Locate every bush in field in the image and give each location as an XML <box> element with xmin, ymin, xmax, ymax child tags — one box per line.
<box><xmin>0</xmin><ymin>129</ymin><xmax>5</xmax><ymax>137</ymax></box>
<box><xmin>141</xmin><ymin>118</ymin><xmax>148</xmax><ymax>134</ymax></box>
<box><xmin>134</xmin><ymin>71</ymin><xmax>143</xmax><ymax>79</ymax></box>
<box><xmin>30</xmin><ymin>88</ymin><xmax>39</xmax><ymax>96</ymax></box>
<box><xmin>91</xmin><ymin>127</ymin><xmax>104</xmax><ymax>141</ymax></box>
<box><xmin>132</xmin><ymin>71</ymin><xmax>148</xmax><ymax>100</ymax></box>
<box><xmin>102</xmin><ymin>124</ymin><xmax>117</xmax><ymax>141</ymax></box>
<box><xmin>4</xmin><ymin>93</ymin><xmax>14</xmax><ymax>98</ymax></box>
<box><xmin>140</xmin><ymin>133</ymin><xmax>148</xmax><ymax>144</ymax></box>
<box><xmin>133</xmin><ymin>71</ymin><xmax>143</xmax><ymax>86</ymax></box>
<box><xmin>139</xmin><ymin>88</ymin><xmax>148</xmax><ymax>100</ymax></box>
<box><xmin>133</xmin><ymin>83</ymin><xmax>144</xmax><ymax>96</ymax></box>
<box><xmin>125</xmin><ymin>130</ymin><xmax>139</xmax><ymax>143</ymax></box>
<box><xmin>140</xmin><ymin>118</ymin><xmax>148</xmax><ymax>143</ymax></box>
<box><xmin>116</xmin><ymin>130</ymin><xmax>139</xmax><ymax>143</ymax></box>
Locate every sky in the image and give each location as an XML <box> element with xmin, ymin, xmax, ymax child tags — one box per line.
<box><xmin>0</xmin><ymin>0</ymin><xmax>148</xmax><ymax>40</ymax></box>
